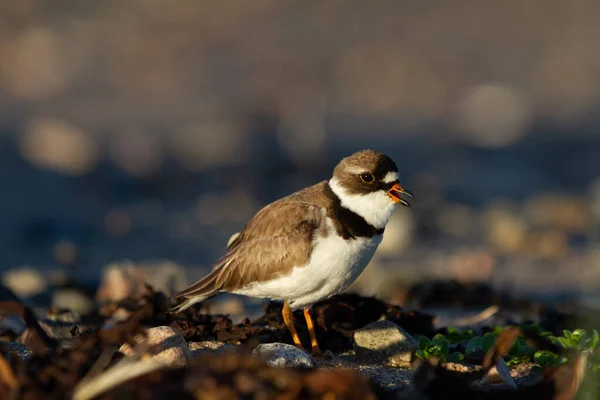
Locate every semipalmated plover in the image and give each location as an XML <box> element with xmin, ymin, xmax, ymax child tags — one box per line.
<box><xmin>170</xmin><ymin>149</ymin><xmax>412</xmax><ymax>355</ymax></box>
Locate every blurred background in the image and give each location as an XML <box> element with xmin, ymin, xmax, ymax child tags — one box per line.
<box><xmin>1</xmin><ymin>0</ymin><xmax>600</xmax><ymax>316</ymax></box>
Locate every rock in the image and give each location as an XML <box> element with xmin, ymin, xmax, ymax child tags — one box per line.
<box><xmin>0</xmin><ymin>317</ymin><xmax>26</xmax><ymax>337</ymax></box>
<box><xmin>35</xmin><ymin>311</ymin><xmax>82</xmax><ymax>347</ymax></box>
<box><xmin>44</xmin><ymin>309</ymin><xmax>82</xmax><ymax>324</ymax></box>
<box><xmin>120</xmin><ymin>326</ymin><xmax>191</xmax><ymax>368</ymax></box>
<box><xmin>96</xmin><ymin>260</ymin><xmax>188</xmax><ymax>303</ymax></box>
<box><xmin>188</xmin><ymin>341</ymin><xmax>235</xmax><ymax>358</ymax></box>
<box><xmin>312</xmin><ymin>352</ymin><xmax>413</xmax><ymax>390</ymax></box>
<box><xmin>353</xmin><ymin>320</ymin><xmax>417</xmax><ymax>367</ymax></box>
<box><xmin>51</xmin><ymin>287</ymin><xmax>94</xmax><ymax>315</ymax></box>
<box><xmin>252</xmin><ymin>343</ymin><xmax>314</xmax><ymax>368</ymax></box>
<box><xmin>2</xmin><ymin>267</ymin><xmax>48</xmax><ymax>299</ymax></box>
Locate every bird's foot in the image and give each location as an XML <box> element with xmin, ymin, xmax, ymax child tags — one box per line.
<box><xmin>310</xmin><ymin>347</ymin><xmax>332</xmax><ymax>361</ymax></box>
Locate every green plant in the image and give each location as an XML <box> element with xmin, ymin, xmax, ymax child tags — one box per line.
<box><xmin>505</xmin><ymin>336</ymin><xmax>535</xmax><ymax>366</ymax></box>
<box><xmin>445</xmin><ymin>327</ymin><xmax>475</xmax><ymax>344</ymax></box>
<box><xmin>554</xmin><ymin>329</ymin><xmax>599</xmax><ymax>352</ymax></box>
<box><xmin>464</xmin><ymin>332</ymin><xmax>497</xmax><ymax>357</ymax></box>
<box><xmin>418</xmin><ymin>326</ymin><xmax>600</xmax><ymax>375</ymax></box>
<box><xmin>416</xmin><ymin>334</ymin><xmax>463</xmax><ymax>363</ymax></box>
<box><xmin>531</xmin><ymin>350</ymin><xmax>567</xmax><ymax>374</ymax></box>
<box><xmin>528</xmin><ymin>329</ymin><xmax>599</xmax><ymax>374</ymax></box>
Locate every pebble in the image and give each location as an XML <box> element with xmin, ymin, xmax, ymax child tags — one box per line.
<box><xmin>119</xmin><ymin>326</ymin><xmax>191</xmax><ymax>368</ymax></box>
<box><xmin>28</xmin><ymin>309</ymin><xmax>83</xmax><ymax>347</ymax></box>
<box><xmin>252</xmin><ymin>343</ymin><xmax>314</xmax><ymax>369</ymax></box>
<box><xmin>2</xmin><ymin>267</ymin><xmax>47</xmax><ymax>299</ymax></box>
<box><xmin>96</xmin><ymin>260</ymin><xmax>188</xmax><ymax>303</ymax></box>
<box><xmin>188</xmin><ymin>341</ymin><xmax>235</xmax><ymax>358</ymax></box>
<box><xmin>51</xmin><ymin>288</ymin><xmax>94</xmax><ymax>315</ymax></box>
<box><xmin>0</xmin><ymin>314</ymin><xmax>26</xmax><ymax>336</ymax></box>
<box><xmin>353</xmin><ymin>320</ymin><xmax>417</xmax><ymax>367</ymax></box>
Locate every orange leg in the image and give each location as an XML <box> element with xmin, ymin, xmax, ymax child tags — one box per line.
<box><xmin>303</xmin><ymin>307</ymin><xmax>323</xmax><ymax>357</ymax></box>
<box><xmin>282</xmin><ymin>300</ymin><xmax>304</xmax><ymax>350</ymax></box>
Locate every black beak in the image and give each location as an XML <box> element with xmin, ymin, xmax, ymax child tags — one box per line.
<box><xmin>387</xmin><ymin>183</ymin><xmax>413</xmax><ymax>207</ymax></box>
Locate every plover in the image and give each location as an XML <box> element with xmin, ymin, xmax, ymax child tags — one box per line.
<box><xmin>170</xmin><ymin>149</ymin><xmax>412</xmax><ymax>356</ymax></box>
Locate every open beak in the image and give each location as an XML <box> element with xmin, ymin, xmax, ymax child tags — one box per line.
<box><xmin>387</xmin><ymin>183</ymin><xmax>413</xmax><ymax>207</ymax></box>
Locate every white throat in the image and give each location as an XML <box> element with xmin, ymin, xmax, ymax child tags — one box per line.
<box><xmin>328</xmin><ymin>176</ymin><xmax>397</xmax><ymax>229</ymax></box>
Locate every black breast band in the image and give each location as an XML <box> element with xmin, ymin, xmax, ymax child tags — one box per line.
<box><xmin>323</xmin><ymin>183</ymin><xmax>385</xmax><ymax>240</ymax></box>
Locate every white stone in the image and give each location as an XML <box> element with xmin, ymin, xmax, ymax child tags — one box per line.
<box><xmin>353</xmin><ymin>320</ymin><xmax>417</xmax><ymax>367</ymax></box>
<box><xmin>119</xmin><ymin>326</ymin><xmax>190</xmax><ymax>368</ymax></box>
<box><xmin>252</xmin><ymin>343</ymin><xmax>314</xmax><ymax>368</ymax></box>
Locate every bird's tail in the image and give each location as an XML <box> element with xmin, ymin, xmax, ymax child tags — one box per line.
<box><xmin>168</xmin><ymin>294</ymin><xmax>211</xmax><ymax>314</ymax></box>
<box><xmin>167</xmin><ymin>269</ymin><xmax>222</xmax><ymax>314</ymax></box>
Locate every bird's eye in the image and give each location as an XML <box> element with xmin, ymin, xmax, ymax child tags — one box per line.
<box><xmin>360</xmin><ymin>173</ymin><xmax>375</xmax><ymax>183</ymax></box>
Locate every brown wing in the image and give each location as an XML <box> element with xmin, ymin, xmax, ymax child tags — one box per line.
<box><xmin>170</xmin><ymin>182</ymin><xmax>330</xmax><ymax>307</ymax></box>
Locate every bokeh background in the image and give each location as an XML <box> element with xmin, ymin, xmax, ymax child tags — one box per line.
<box><xmin>1</xmin><ymin>0</ymin><xmax>600</xmax><ymax>315</ymax></box>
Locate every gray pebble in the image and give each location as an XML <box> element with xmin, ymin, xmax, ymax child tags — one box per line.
<box><xmin>253</xmin><ymin>343</ymin><xmax>314</xmax><ymax>368</ymax></box>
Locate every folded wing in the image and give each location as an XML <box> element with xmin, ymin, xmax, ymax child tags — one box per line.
<box><xmin>169</xmin><ymin>193</ymin><xmax>326</xmax><ymax>312</ymax></box>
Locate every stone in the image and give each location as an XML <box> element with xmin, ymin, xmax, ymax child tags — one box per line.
<box><xmin>96</xmin><ymin>260</ymin><xmax>188</xmax><ymax>303</ymax></box>
<box><xmin>2</xmin><ymin>267</ymin><xmax>48</xmax><ymax>299</ymax></box>
<box><xmin>33</xmin><ymin>311</ymin><xmax>83</xmax><ymax>348</ymax></box>
<box><xmin>120</xmin><ymin>326</ymin><xmax>191</xmax><ymax>368</ymax></box>
<box><xmin>252</xmin><ymin>343</ymin><xmax>314</xmax><ymax>368</ymax></box>
<box><xmin>353</xmin><ymin>320</ymin><xmax>417</xmax><ymax>367</ymax></box>
<box><xmin>0</xmin><ymin>314</ymin><xmax>26</xmax><ymax>337</ymax></box>
<box><xmin>51</xmin><ymin>287</ymin><xmax>94</xmax><ymax>315</ymax></box>
<box><xmin>188</xmin><ymin>341</ymin><xmax>235</xmax><ymax>358</ymax></box>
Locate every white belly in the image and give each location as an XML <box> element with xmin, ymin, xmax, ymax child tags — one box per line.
<box><xmin>233</xmin><ymin>217</ymin><xmax>383</xmax><ymax>310</ymax></box>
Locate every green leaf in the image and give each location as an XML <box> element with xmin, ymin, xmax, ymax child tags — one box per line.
<box><xmin>482</xmin><ymin>333</ymin><xmax>496</xmax><ymax>353</ymax></box>
<box><xmin>509</xmin><ymin>338</ymin><xmax>524</xmax><ymax>356</ymax></box>
<box><xmin>441</xmin><ymin>339</ymin><xmax>449</xmax><ymax>359</ymax></box>
<box><xmin>588</xmin><ymin>329</ymin><xmax>599</xmax><ymax>351</ymax></box>
<box><xmin>462</xmin><ymin>329</ymin><xmax>475</xmax><ymax>340</ymax></box>
<box><xmin>415</xmin><ymin>349</ymin><xmax>425</xmax><ymax>359</ymax></box>
<box><xmin>531</xmin><ymin>365</ymin><xmax>543</xmax><ymax>374</ymax></box>
<box><xmin>465</xmin><ymin>337</ymin><xmax>482</xmax><ymax>355</ymax></box>
<box><xmin>418</xmin><ymin>336</ymin><xmax>430</xmax><ymax>351</ymax></box>
<box><xmin>492</xmin><ymin>326</ymin><xmax>505</xmax><ymax>335</ymax></box>
<box><xmin>449</xmin><ymin>352</ymin><xmax>464</xmax><ymax>363</ymax></box>
<box><xmin>533</xmin><ymin>351</ymin><xmax>561</xmax><ymax>367</ymax></box>
<box><xmin>506</xmin><ymin>356</ymin><xmax>527</xmax><ymax>366</ymax></box>
<box><xmin>557</xmin><ymin>337</ymin><xmax>570</xmax><ymax>349</ymax></box>
<box><xmin>519</xmin><ymin>343</ymin><xmax>534</xmax><ymax>357</ymax></box>
<box><xmin>572</xmin><ymin>329</ymin><xmax>585</xmax><ymax>338</ymax></box>
<box><xmin>445</xmin><ymin>327</ymin><xmax>463</xmax><ymax>344</ymax></box>
<box><xmin>562</xmin><ymin>330</ymin><xmax>573</xmax><ymax>339</ymax></box>
<box><xmin>432</xmin><ymin>334</ymin><xmax>448</xmax><ymax>343</ymax></box>
<box><xmin>559</xmin><ymin>356</ymin><xmax>568</xmax><ymax>365</ymax></box>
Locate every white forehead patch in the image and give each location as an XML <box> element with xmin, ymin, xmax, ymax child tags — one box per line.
<box><xmin>382</xmin><ymin>171</ymin><xmax>399</xmax><ymax>183</ymax></box>
<box><xmin>345</xmin><ymin>166</ymin><xmax>367</xmax><ymax>175</ymax></box>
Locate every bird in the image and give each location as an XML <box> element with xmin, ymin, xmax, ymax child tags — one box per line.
<box><xmin>169</xmin><ymin>149</ymin><xmax>412</xmax><ymax>356</ymax></box>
